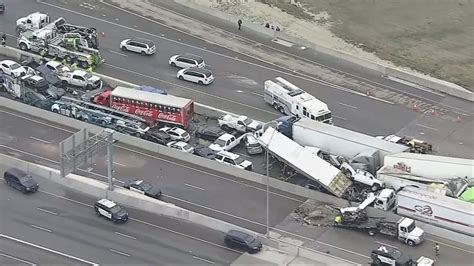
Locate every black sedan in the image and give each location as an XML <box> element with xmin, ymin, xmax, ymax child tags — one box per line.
<box><xmin>123</xmin><ymin>179</ymin><xmax>162</xmax><ymax>199</ymax></box>
<box><xmin>195</xmin><ymin>126</ymin><xmax>226</xmax><ymax>141</ymax></box>
<box><xmin>142</xmin><ymin>130</ymin><xmax>172</xmax><ymax>145</ymax></box>
<box><xmin>193</xmin><ymin>145</ymin><xmax>216</xmax><ymax>160</ymax></box>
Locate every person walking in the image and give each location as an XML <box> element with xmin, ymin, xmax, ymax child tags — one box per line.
<box><xmin>237</xmin><ymin>19</ymin><xmax>242</xmax><ymax>30</ymax></box>
<box><xmin>434</xmin><ymin>243</ymin><xmax>440</xmax><ymax>257</ymax></box>
<box><xmin>1</xmin><ymin>33</ymin><xmax>6</xmax><ymax>46</ymax></box>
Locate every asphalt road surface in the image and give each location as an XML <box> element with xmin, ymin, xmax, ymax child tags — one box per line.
<box><xmin>0</xmin><ymin>0</ymin><xmax>472</xmax><ymax>159</ymax></box>
<box><xmin>0</xmin><ymin>107</ymin><xmax>305</xmax><ymax>234</ymax></box>
<box><xmin>0</xmin><ymin>164</ymin><xmax>242</xmax><ymax>265</ymax></box>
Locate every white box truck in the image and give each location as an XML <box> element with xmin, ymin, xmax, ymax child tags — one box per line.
<box><xmin>374</xmin><ymin>187</ymin><xmax>474</xmax><ymax>236</ymax></box>
<box><xmin>384</xmin><ymin>153</ymin><xmax>474</xmax><ymax>180</ymax></box>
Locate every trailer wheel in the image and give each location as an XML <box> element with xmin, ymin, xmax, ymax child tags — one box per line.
<box><xmin>368</xmin><ymin>230</ymin><xmax>375</xmax><ymax>236</ymax></box>
<box><xmin>278</xmin><ymin>107</ymin><xmax>285</xmax><ymax>114</ymax></box>
<box><xmin>272</xmin><ymin>103</ymin><xmax>278</xmax><ymax>110</ymax></box>
<box><xmin>407</xmin><ymin>240</ymin><xmax>415</xmax><ymax>246</ymax></box>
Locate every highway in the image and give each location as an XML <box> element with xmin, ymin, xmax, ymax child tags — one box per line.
<box><xmin>0</xmin><ymin>0</ymin><xmax>472</xmax><ymax>158</ymax></box>
<box><xmin>0</xmin><ymin>163</ymin><xmax>242</xmax><ymax>265</ymax></box>
<box><xmin>1</xmin><ymin>108</ymin><xmax>473</xmax><ymax>265</ymax></box>
<box><xmin>0</xmin><ymin>106</ymin><xmax>305</xmax><ymax>233</ymax></box>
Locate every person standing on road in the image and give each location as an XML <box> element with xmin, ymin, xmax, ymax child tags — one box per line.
<box><xmin>237</xmin><ymin>19</ymin><xmax>242</xmax><ymax>30</ymax></box>
<box><xmin>1</xmin><ymin>33</ymin><xmax>6</xmax><ymax>46</ymax></box>
<box><xmin>434</xmin><ymin>243</ymin><xmax>440</xmax><ymax>257</ymax></box>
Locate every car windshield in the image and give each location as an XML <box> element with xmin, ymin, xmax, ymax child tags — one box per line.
<box><xmin>10</xmin><ymin>63</ymin><xmax>21</xmax><ymax>70</ymax></box>
<box><xmin>141</xmin><ymin>183</ymin><xmax>153</xmax><ymax>191</ymax></box>
<box><xmin>243</xmin><ymin>118</ymin><xmax>253</xmax><ymax>125</ymax></box>
<box><xmin>234</xmin><ymin>156</ymin><xmax>245</xmax><ymax>165</ymax></box>
<box><xmin>139</xmin><ymin>123</ymin><xmax>149</xmax><ymax>130</ymax></box>
<box><xmin>214</xmin><ymin>139</ymin><xmax>226</xmax><ymax>146</ymax></box>
<box><xmin>243</xmin><ymin>235</ymin><xmax>255</xmax><ymax>244</ymax></box>
<box><xmin>406</xmin><ymin>221</ymin><xmax>416</xmax><ymax>232</ymax></box>
<box><xmin>203</xmin><ymin>71</ymin><xmax>212</xmax><ymax>78</ymax></box>
<box><xmin>110</xmin><ymin>205</ymin><xmax>122</xmax><ymax>214</ymax></box>
<box><xmin>183</xmin><ymin>144</ymin><xmax>192</xmax><ymax>150</ymax></box>
<box><xmin>390</xmin><ymin>249</ymin><xmax>402</xmax><ymax>259</ymax></box>
<box><xmin>84</xmin><ymin>73</ymin><xmax>93</xmax><ymax>79</ymax></box>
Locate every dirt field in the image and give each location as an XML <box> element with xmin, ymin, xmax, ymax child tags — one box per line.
<box><xmin>273</xmin><ymin>0</ymin><xmax>474</xmax><ymax>90</ymax></box>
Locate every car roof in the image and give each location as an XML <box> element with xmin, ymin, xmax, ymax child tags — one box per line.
<box><xmin>1</xmin><ymin>60</ymin><xmax>17</xmax><ymax>65</ymax></box>
<box><xmin>174</xmin><ymin>141</ymin><xmax>188</xmax><ymax>147</ymax></box>
<box><xmin>227</xmin><ymin>230</ymin><xmax>251</xmax><ymax>239</ymax></box>
<box><xmin>186</xmin><ymin>67</ymin><xmax>212</xmax><ymax>75</ymax></box>
<box><xmin>73</xmin><ymin>70</ymin><xmax>87</xmax><ymax>75</ymax></box>
<box><xmin>133</xmin><ymin>179</ymin><xmax>145</xmax><ymax>185</ymax></box>
<box><xmin>46</xmin><ymin>61</ymin><xmax>62</xmax><ymax>67</ymax></box>
<box><xmin>217</xmin><ymin>150</ymin><xmax>239</xmax><ymax>159</ymax></box>
<box><xmin>218</xmin><ymin>133</ymin><xmax>234</xmax><ymax>141</ymax></box>
<box><xmin>5</xmin><ymin>167</ymin><xmax>29</xmax><ymax>177</ymax></box>
<box><xmin>180</xmin><ymin>53</ymin><xmax>204</xmax><ymax>62</ymax></box>
<box><xmin>97</xmin><ymin>198</ymin><xmax>117</xmax><ymax>208</ymax></box>
<box><xmin>171</xmin><ymin>127</ymin><xmax>186</xmax><ymax>134</ymax></box>
<box><xmin>130</xmin><ymin>38</ymin><xmax>155</xmax><ymax>46</ymax></box>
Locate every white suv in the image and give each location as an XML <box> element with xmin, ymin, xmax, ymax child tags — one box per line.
<box><xmin>169</xmin><ymin>54</ymin><xmax>205</xmax><ymax>69</ymax></box>
<box><xmin>177</xmin><ymin>67</ymin><xmax>214</xmax><ymax>85</ymax></box>
<box><xmin>159</xmin><ymin>127</ymin><xmax>191</xmax><ymax>142</ymax></box>
<box><xmin>214</xmin><ymin>151</ymin><xmax>253</xmax><ymax>171</ymax></box>
<box><xmin>0</xmin><ymin>60</ymin><xmax>27</xmax><ymax>78</ymax></box>
<box><xmin>120</xmin><ymin>39</ymin><xmax>156</xmax><ymax>55</ymax></box>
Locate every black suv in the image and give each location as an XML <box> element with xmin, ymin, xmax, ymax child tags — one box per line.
<box><xmin>143</xmin><ymin>130</ymin><xmax>172</xmax><ymax>145</ymax></box>
<box><xmin>4</xmin><ymin>168</ymin><xmax>39</xmax><ymax>193</ymax></box>
<box><xmin>123</xmin><ymin>179</ymin><xmax>162</xmax><ymax>199</ymax></box>
<box><xmin>195</xmin><ymin>126</ymin><xmax>226</xmax><ymax>142</ymax></box>
<box><xmin>94</xmin><ymin>199</ymin><xmax>129</xmax><ymax>223</ymax></box>
<box><xmin>224</xmin><ymin>230</ymin><xmax>262</xmax><ymax>253</ymax></box>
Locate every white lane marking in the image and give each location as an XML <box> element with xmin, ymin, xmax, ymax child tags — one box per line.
<box><xmin>40</xmin><ymin>1</ymin><xmax>390</xmax><ymax>108</ymax></box>
<box><xmin>192</xmin><ymin>255</ymin><xmax>215</xmax><ymax>264</ymax></box>
<box><xmin>368</xmin><ymin>96</ymin><xmax>395</xmax><ymax>105</ymax></box>
<box><xmin>0</xmin><ymin>234</ymin><xmax>98</xmax><ymax>265</ymax></box>
<box><xmin>104</xmin><ymin>63</ymin><xmax>278</xmax><ymax>116</ymax></box>
<box><xmin>338</xmin><ymin>102</ymin><xmax>358</xmax><ymax>109</ymax></box>
<box><xmin>184</xmin><ymin>183</ymin><xmax>205</xmax><ymax>191</ymax></box>
<box><xmin>249</xmin><ymin>92</ymin><xmax>264</xmax><ymax>97</ymax></box>
<box><xmin>108</xmin><ymin>50</ymin><xmax>127</xmax><ymax>57</ymax></box>
<box><xmin>114</xmin><ymin>232</ymin><xmax>137</xmax><ymax>240</ymax></box>
<box><xmin>271</xmin><ymin>38</ymin><xmax>294</xmax><ymax>47</ymax></box>
<box><xmin>416</xmin><ymin>124</ymin><xmax>438</xmax><ymax>131</ymax></box>
<box><xmin>0</xmin><ymin>252</ymin><xmax>35</xmax><ymax>266</ymax></box>
<box><xmin>36</xmin><ymin>207</ymin><xmax>58</xmax><ymax>216</ymax></box>
<box><xmin>113</xmin><ymin>162</ymin><xmax>127</xmax><ymax>167</ymax></box>
<box><xmin>108</xmin><ymin>248</ymin><xmax>131</xmax><ymax>257</ymax></box>
<box><xmin>0</xmin><ymin>109</ymin><xmax>75</xmax><ymax>133</ymax></box>
<box><xmin>424</xmin><ymin>237</ymin><xmax>474</xmax><ymax>254</ymax></box>
<box><xmin>333</xmin><ymin>116</ymin><xmax>347</xmax><ymax>121</ymax></box>
<box><xmin>29</xmin><ymin>136</ymin><xmax>52</xmax><ymax>144</ymax></box>
<box><xmin>375</xmin><ymin>241</ymin><xmax>399</xmax><ymax>249</ymax></box>
<box><xmin>30</xmin><ymin>224</ymin><xmax>53</xmax><ymax>233</ymax></box>
<box><xmin>385</xmin><ymin>75</ymin><xmax>445</xmax><ymax>97</ymax></box>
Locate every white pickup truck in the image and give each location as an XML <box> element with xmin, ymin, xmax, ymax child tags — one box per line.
<box><xmin>208</xmin><ymin>133</ymin><xmax>246</xmax><ymax>152</ymax></box>
<box><xmin>341</xmin><ymin>162</ymin><xmax>384</xmax><ymax>190</ymax></box>
<box><xmin>60</xmin><ymin>70</ymin><xmax>102</xmax><ymax>90</ymax></box>
<box><xmin>218</xmin><ymin>114</ymin><xmax>262</xmax><ymax>133</ymax></box>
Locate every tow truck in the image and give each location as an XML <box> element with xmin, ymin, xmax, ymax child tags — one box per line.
<box><xmin>334</xmin><ymin>196</ymin><xmax>425</xmax><ymax>246</ymax></box>
<box><xmin>376</xmin><ymin>135</ymin><xmax>433</xmax><ymax>154</ymax></box>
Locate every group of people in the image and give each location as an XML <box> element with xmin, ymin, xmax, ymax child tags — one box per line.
<box><xmin>1</xmin><ymin>32</ymin><xmax>6</xmax><ymax>46</ymax></box>
<box><xmin>236</xmin><ymin>19</ymin><xmax>281</xmax><ymax>32</ymax></box>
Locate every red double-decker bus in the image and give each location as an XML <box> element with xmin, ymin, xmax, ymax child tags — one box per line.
<box><xmin>93</xmin><ymin>86</ymin><xmax>194</xmax><ymax>128</ymax></box>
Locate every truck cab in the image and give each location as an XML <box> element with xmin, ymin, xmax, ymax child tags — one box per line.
<box><xmin>397</xmin><ymin>217</ymin><xmax>424</xmax><ymax>246</ymax></box>
<box><xmin>16</xmin><ymin>12</ymin><xmax>50</xmax><ymax>33</ymax></box>
<box><xmin>374</xmin><ymin>189</ymin><xmax>397</xmax><ymax>211</ymax></box>
<box><xmin>91</xmin><ymin>90</ymin><xmax>111</xmax><ymax>106</ymax></box>
<box><xmin>218</xmin><ymin>114</ymin><xmax>262</xmax><ymax>133</ymax></box>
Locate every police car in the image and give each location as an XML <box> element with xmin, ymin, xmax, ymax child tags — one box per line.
<box><xmin>371</xmin><ymin>245</ymin><xmax>414</xmax><ymax>266</ymax></box>
<box><xmin>94</xmin><ymin>199</ymin><xmax>129</xmax><ymax>223</ymax></box>
<box><xmin>123</xmin><ymin>179</ymin><xmax>162</xmax><ymax>199</ymax></box>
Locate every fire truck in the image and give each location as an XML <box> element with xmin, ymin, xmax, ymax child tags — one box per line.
<box><xmin>90</xmin><ymin>86</ymin><xmax>194</xmax><ymax>129</ymax></box>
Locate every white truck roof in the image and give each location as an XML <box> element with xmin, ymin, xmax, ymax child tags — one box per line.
<box><xmin>258</xmin><ymin>127</ymin><xmax>351</xmax><ymax>196</ymax></box>
<box><xmin>265</xmin><ymin>77</ymin><xmax>329</xmax><ymax>114</ymax></box>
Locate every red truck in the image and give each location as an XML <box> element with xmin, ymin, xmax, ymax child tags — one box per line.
<box><xmin>91</xmin><ymin>86</ymin><xmax>194</xmax><ymax>128</ymax></box>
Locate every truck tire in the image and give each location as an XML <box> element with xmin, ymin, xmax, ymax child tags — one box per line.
<box><xmin>79</xmin><ymin>61</ymin><xmax>89</xmax><ymax>69</ymax></box>
<box><xmin>272</xmin><ymin>103</ymin><xmax>278</xmax><ymax>110</ymax></box>
<box><xmin>407</xmin><ymin>240</ymin><xmax>415</xmax><ymax>246</ymax></box>
<box><xmin>19</xmin><ymin>43</ymin><xmax>28</xmax><ymax>51</ymax></box>
<box><xmin>278</xmin><ymin>107</ymin><xmax>285</xmax><ymax>114</ymax></box>
<box><xmin>86</xmin><ymin>84</ymin><xmax>92</xmax><ymax>91</ymax></box>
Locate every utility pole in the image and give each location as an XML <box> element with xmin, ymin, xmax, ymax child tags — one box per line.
<box><xmin>105</xmin><ymin>129</ymin><xmax>114</xmax><ymax>191</ymax></box>
<box><xmin>266</xmin><ymin>147</ymin><xmax>270</xmax><ymax>237</ymax></box>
